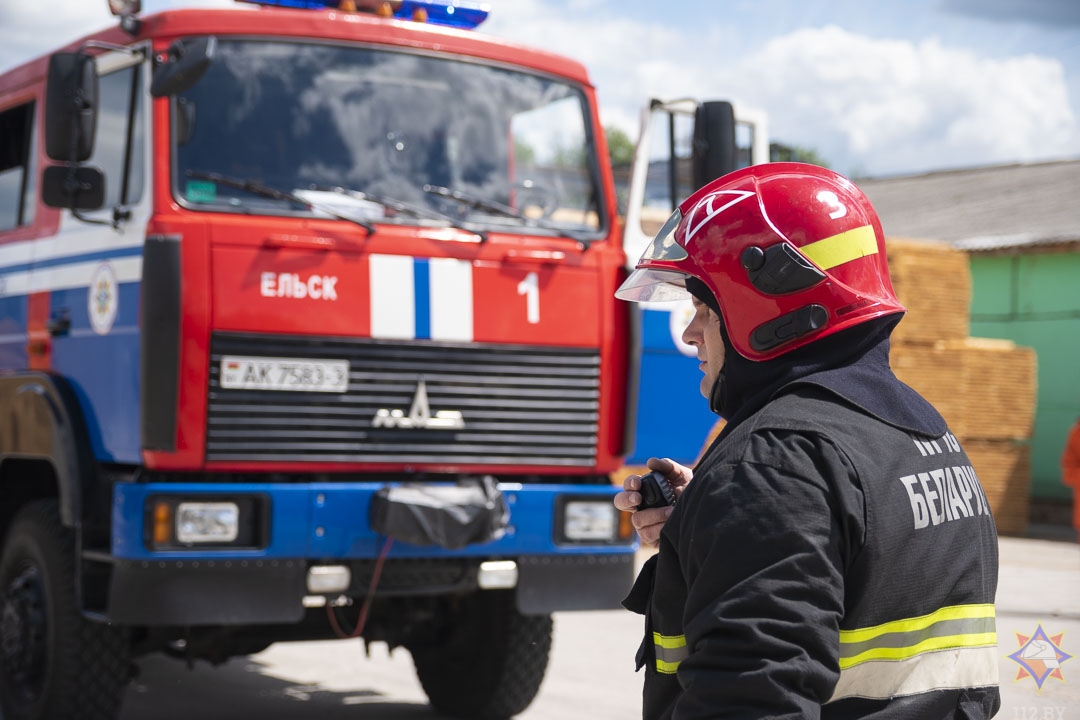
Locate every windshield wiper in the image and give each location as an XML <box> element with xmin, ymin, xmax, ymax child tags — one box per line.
<box><xmin>306</xmin><ymin>184</ymin><xmax>486</xmax><ymax>242</ymax></box>
<box><xmin>422</xmin><ymin>184</ymin><xmax>591</xmax><ymax>246</ymax></box>
<box><xmin>185</xmin><ymin>171</ymin><xmax>375</xmax><ymax>235</ymax></box>
<box><xmin>423</xmin><ymin>183</ymin><xmax>522</xmax><ymax>219</ymax></box>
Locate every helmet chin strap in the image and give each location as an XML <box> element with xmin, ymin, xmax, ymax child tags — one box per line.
<box><xmin>684</xmin><ymin>276</ymin><xmax>729</xmax><ymax>416</ymax></box>
<box><xmin>708</xmin><ymin>315</ymin><xmax>733</xmax><ymax>417</ymax></box>
<box><xmin>708</xmin><ymin>369</ymin><xmax>727</xmax><ymax>416</ymax></box>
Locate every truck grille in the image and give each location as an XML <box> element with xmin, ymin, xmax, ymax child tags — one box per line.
<box><xmin>207</xmin><ymin>333</ymin><xmax>600</xmax><ymax>466</ymax></box>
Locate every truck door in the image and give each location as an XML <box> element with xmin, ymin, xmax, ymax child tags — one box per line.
<box><xmin>42</xmin><ymin>47</ymin><xmax>151</xmax><ymax>463</ymax></box>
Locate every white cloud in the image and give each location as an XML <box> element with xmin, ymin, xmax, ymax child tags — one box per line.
<box><xmin>724</xmin><ymin>27</ymin><xmax>1080</xmax><ymax>175</ymax></box>
<box><xmin>482</xmin><ymin>0</ymin><xmax>689</xmax><ymax>129</ymax></box>
<box><xmin>0</xmin><ymin>0</ymin><xmax>235</xmax><ymax>74</ymax></box>
<box><xmin>2</xmin><ymin>2</ymin><xmax>1075</xmax><ymax>177</ymax></box>
<box><xmin>484</xmin><ymin>10</ymin><xmax>1080</xmax><ymax>176</ymax></box>
<box><xmin>0</xmin><ymin>5</ymin><xmax>112</xmax><ymax>72</ymax></box>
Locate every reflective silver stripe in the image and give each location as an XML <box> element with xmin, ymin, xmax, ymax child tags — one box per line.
<box><xmin>828</xmin><ymin>646</ymin><xmax>1000</xmax><ymax>702</ymax></box>
<box><xmin>839</xmin><ymin>616</ymin><xmax>997</xmax><ymax>659</ymax></box>
<box><xmin>653</xmin><ymin>632</ymin><xmax>688</xmax><ymax>674</ymax></box>
<box><xmin>838</xmin><ymin>604</ymin><xmax>996</xmax><ymax>669</ymax></box>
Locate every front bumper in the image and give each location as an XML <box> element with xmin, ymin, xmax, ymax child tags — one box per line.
<box><xmin>106</xmin><ymin>482</ymin><xmax>636</xmax><ymax>624</ymax></box>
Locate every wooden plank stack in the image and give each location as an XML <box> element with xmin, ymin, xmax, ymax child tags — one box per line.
<box><xmin>886</xmin><ymin>238</ymin><xmax>1038</xmax><ymax>536</ymax></box>
<box><xmin>886</xmin><ymin>238</ymin><xmax>972</xmax><ymax>345</ymax></box>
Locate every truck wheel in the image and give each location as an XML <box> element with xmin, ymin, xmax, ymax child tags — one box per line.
<box><xmin>410</xmin><ymin>590</ymin><xmax>552</xmax><ymax>720</ymax></box>
<box><xmin>0</xmin><ymin>500</ymin><xmax>130</xmax><ymax>720</ymax></box>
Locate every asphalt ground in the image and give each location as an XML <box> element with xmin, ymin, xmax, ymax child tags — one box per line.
<box><xmin>994</xmin><ymin>535</ymin><xmax>1080</xmax><ymax>716</ymax></box>
<box><xmin>112</xmin><ymin>534</ymin><xmax>1080</xmax><ymax>719</ymax></box>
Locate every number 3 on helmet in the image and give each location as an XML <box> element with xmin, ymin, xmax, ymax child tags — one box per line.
<box><xmin>616</xmin><ymin>162</ymin><xmax>906</xmax><ymax>362</ymax></box>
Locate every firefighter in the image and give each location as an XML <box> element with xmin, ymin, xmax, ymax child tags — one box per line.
<box><xmin>613</xmin><ymin>163</ymin><xmax>1000</xmax><ymax>719</ymax></box>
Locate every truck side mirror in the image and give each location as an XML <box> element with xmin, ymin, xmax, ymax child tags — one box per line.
<box><xmin>45</xmin><ymin>52</ymin><xmax>98</xmax><ymax>163</ymax></box>
<box><xmin>151</xmin><ymin>36</ymin><xmax>216</xmax><ymax>98</ymax></box>
<box><xmin>692</xmin><ymin>100</ymin><xmax>737</xmax><ymax>189</ymax></box>
<box><xmin>41</xmin><ymin>165</ymin><xmax>106</xmax><ymax>210</ymax></box>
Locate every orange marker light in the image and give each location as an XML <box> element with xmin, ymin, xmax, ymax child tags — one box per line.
<box><xmin>339</xmin><ymin>0</ymin><xmax>357</xmax><ymax>11</ymax></box>
<box><xmin>153</xmin><ymin>501</ymin><xmax>173</xmax><ymax>545</ymax></box>
<box><xmin>618</xmin><ymin>510</ymin><xmax>635</xmax><ymax>541</ymax></box>
<box><xmin>376</xmin><ymin>1</ymin><xmax>394</xmax><ymax>17</ymax></box>
<box><xmin>411</xmin><ymin>7</ymin><xmax>428</xmax><ymax>22</ymax></box>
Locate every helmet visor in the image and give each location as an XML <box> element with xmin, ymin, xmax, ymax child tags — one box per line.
<box><xmin>616</xmin><ymin>207</ymin><xmax>693</xmax><ymax>303</ymax></box>
<box><xmin>615</xmin><ymin>268</ymin><xmax>692</xmax><ymax>303</ymax></box>
<box><xmin>637</xmin><ymin>208</ymin><xmax>687</xmax><ymax>263</ymax></box>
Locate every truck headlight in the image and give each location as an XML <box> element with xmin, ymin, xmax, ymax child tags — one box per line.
<box><xmin>176</xmin><ymin>502</ymin><xmax>239</xmax><ymax>543</ymax></box>
<box><xmin>561</xmin><ymin>500</ymin><xmax>619</xmax><ymax>542</ymax></box>
<box><xmin>146</xmin><ymin>495</ymin><xmax>266</xmax><ymax>549</ymax></box>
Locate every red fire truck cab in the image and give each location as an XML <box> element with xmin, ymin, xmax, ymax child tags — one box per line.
<box><xmin>0</xmin><ymin>1</ymin><xmax>738</xmax><ymax>718</ymax></box>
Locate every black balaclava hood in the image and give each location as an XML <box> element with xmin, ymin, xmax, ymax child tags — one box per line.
<box><xmin>683</xmin><ymin>277</ymin><xmax>945</xmax><ymax>439</ymax></box>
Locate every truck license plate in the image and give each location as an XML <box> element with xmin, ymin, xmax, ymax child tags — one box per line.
<box><xmin>219</xmin><ymin>356</ymin><xmax>350</xmax><ymax>393</ymax></box>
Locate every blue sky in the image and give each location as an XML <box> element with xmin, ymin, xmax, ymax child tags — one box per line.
<box><xmin>2</xmin><ymin>0</ymin><xmax>1078</xmax><ymax>178</ymax></box>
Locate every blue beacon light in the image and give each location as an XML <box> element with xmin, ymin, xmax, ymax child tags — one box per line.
<box><xmin>235</xmin><ymin>0</ymin><xmax>490</xmax><ymax>29</ymax></box>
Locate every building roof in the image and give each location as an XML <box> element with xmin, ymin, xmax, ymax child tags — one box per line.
<box><xmin>855</xmin><ymin>159</ymin><xmax>1080</xmax><ymax>253</ymax></box>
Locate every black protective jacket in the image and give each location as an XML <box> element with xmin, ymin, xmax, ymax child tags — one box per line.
<box><xmin>624</xmin><ymin>385</ymin><xmax>1000</xmax><ymax>719</ymax></box>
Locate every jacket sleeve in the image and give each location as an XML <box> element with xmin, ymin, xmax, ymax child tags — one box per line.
<box><xmin>672</xmin><ymin>429</ymin><xmax>866</xmax><ymax>720</ymax></box>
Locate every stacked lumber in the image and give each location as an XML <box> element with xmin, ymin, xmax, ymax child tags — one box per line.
<box><xmin>890</xmin><ymin>338</ymin><xmax>1037</xmax><ymax>442</ymax></box>
<box><xmin>962</xmin><ymin>439</ymin><xmax>1033</xmax><ymax>542</ymax></box>
<box><xmin>886</xmin><ymin>238</ymin><xmax>971</xmax><ymax>346</ymax></box>
<box><xmin>887</xmin><ymin>238</ymin><xmax>1038</xmax><ymax>535</ymax></box>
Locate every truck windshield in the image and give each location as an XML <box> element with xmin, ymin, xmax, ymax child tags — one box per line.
<box><xmin>173</xmin><ymin>39</ymin><xmax>605</xmax><ymax>238</ymax></box>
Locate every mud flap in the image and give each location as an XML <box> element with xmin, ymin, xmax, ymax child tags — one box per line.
<box><xmin>369</xmin><ymin>477</ymin><xmax>509</xmax><ymax>549</ymax></box>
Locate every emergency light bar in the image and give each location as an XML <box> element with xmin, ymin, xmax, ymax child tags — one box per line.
<box><xmin>235</xmin><ymin>0</ymin><xmax>490</xmax><ymax>28</ymax></box>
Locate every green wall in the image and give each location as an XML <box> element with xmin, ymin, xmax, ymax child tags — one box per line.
<box><xmin>969</xmin><ymin>250</ymin><xmax>1080</xmax><ymax>500</ymax></box>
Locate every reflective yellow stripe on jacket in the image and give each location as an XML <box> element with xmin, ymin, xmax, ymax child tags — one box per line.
<box><xmin>830</xmin><ymin>604</ymin><xmax>999</xmax><ymax>702</ymax></box>
<box><xmin>653</xmin><ymin>632</ymin><xmax>687</xmax><ymax>674</ymax></box>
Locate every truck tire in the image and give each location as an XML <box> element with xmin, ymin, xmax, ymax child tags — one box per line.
<box><xmin>0</xmin><ymin>500</ymin><xmax>130</xmax><ymax>720</ymax></box>
<box><xmin>410</xmin><ymin>590</ymin><xmax>552</xmax><ymax>719</ymax></box>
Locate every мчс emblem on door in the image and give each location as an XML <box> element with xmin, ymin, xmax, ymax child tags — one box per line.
<box><xmin>88</xmin><ymin>263</ymin><xmax>119</xmax><ymax>335</ymax></box>
<box><xmin>373</xmin><ymin>379</ymin><xmax>465</xmax><ymax>430</ymax></box>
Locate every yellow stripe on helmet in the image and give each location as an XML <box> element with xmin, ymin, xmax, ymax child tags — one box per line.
<box><xmin>800</xmin><ymin>225</ymin><xmax>878</xmax><ymax>271</ymax></box>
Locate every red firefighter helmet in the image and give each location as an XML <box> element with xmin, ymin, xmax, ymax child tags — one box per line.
<box><xmin>616</xmin><ymin>162</ymin><xmax>905</xmax><ymax>361</ymax></box>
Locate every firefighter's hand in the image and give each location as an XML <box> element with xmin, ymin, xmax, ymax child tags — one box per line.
<box><xmin>613</xmin><ymin>457</ymin><xmax>692</xmax><ymax>547</ymax></box>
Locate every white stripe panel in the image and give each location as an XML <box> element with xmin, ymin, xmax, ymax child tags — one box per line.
<box><xmin>1</xmin><ymin>257</ymin><xmax>143</xmax><ymax>296</ymax></box>
<box><xmin>828</xmin><ymin>646</ymin><xmax>999</xmax><ymax>702</ymax></box>
<box><xmin>369</xmin><ymin>254</ymin><xmax>415</xmax><ymax>339</ymax></box>
<box><xmin>429</xmin><ymin>258</ymin><xmax>473</xmax><ymax>341</ymax></box>
<box><xmin>0</xmin><ymin>231</ymin><xmax>144</xmax><ymax>271</ymax></box>
<box><xmin>0</xmin><ymin>242</ymin><xmax>34</xmax><ymax>269</ymax></box>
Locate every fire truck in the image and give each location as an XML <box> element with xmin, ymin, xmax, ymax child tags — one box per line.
<box><xmin>0</xmin><ymin>1</ymin><xmax>745</xmax><ymax>718</ymax></box>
